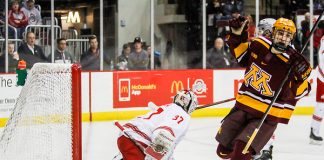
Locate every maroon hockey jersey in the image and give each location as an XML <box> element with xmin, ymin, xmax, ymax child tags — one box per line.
<box><xmin>228</xmin><ymin>34</ymin><xmax>311</xmax><ymax>124</ymax></box>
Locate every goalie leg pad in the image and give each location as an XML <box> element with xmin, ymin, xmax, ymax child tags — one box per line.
<box><xmin>117</xmin><ymin>135</ymin><xmax>147</xmax><ymax>160</ymax></box>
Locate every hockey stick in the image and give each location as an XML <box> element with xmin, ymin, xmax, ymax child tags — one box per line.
<box><xmin>195</xmin><ymin>97</ymin><xmax>236</xmax><ymax>110</ymax></box>
<box><xmin>242</xmin><ymin>10</ymin><xmax>324</xmax><ymax>154</ymax></box>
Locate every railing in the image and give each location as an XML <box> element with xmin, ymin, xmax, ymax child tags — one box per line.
<box><xmin>62</xmin><ymin>29</ymin><xmax>78</xmax><ymax>39</ymax></box>
<box><xmin>80</xmin><ymin>35</ymin><xmax>95</xmax><ymax>39</ymax></box>
<box><xmin>0</xmin><ymin>19</ymin><xmax>18</xmax><ymax>39</ymax></box>
<box><xmin>66</xmin><ymin>39</ymin><xmax>89</xmax><ymax>63</ymax></box>
<box><xmin>42</xmin><ymin>17</ymin><xmax>59</xmax><ymax>25</ymax></box>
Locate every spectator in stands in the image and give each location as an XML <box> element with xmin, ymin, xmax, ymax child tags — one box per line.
<box><xmin>8</xmin><ymin>1</ymin><xmax>28</xmax><ymax>39</ymax></box>
<box><xmin>22</xmin><ymin>0</ymin><xmax>29</xmax><ymax>8</ymax></box>
<box><xmin>81</xmin><ymin>35</ymin><xmax>109</xmax><ymax>70</ymax></box>
<box><xmin>7</xmin><ymin>42</ymin><xmax>20</xmax><ymax>72</ymax></box>
<box><xmin>48</xmin><ymin>38</ymin><xmax>74</xmax><ymax>64</ymax></box>
<box><xmin>301</xmin><ymin>12</ymin><xmax>324</xmax><ymax>67</ymax></box>
<box><xmin>117</xmin><ymin>43</ymin><xmax>131</xmax><ymax>70</ymax></box>
<box><xmin>207</xmin><ymin>0</ymin><xmax>225</xmax><ymax>20</ymax></box>
<box><xmin>18</xmin><ymin>31</ymin><xmax>47</xmax><ymax>69</ymax></box>
<box><xmin>21</xmin><ymin>0</ymin><xmax>42</xmax><ymax>25</ymax></box>
<box><xmin>223</xmin><ymin>0</ymin><xmax>244</xmax><ymax>20</ymax></box>
<box><xmin>206</xmin><ymin>37</ymin><xmax>232</xmax><ymax>68</ymax></box>
<box><xmin>301</xmin><ymin>12</ymin><xmax>310</xmax><ymax>46</ymax></box>
<box><xmin>128</xmin><ymin>37</ymin><xmax>149</xmax><ymax>70</ymax></box>
<box><xmin>146</xmin><ymin>45</ymin><xmax>161</xmax><ymax>69</ymax></box>
<box><xmin>0</xmin><ymin>42</ymin><xmax>19</xmax><ymax>72</ymax></box>
<box><xmin>246</xmin><ymin>15</ymin><xmax>256</xmax><ymax>41</ymax></box>
<box><xmin>314</xmin><ymin>0</ymin><xmax>324</xmax><ymax>10</ymax></box>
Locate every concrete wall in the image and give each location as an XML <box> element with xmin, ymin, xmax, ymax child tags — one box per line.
<box><xmin>117</xmin><ymin>0</ymin><xmax>151</xmax><ymax>54</ymax></box>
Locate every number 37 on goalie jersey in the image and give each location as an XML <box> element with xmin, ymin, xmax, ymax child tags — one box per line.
<box><xmin>143</xmin><ymin>107</ymin><xmax>185</xmax><ymax>124</ymax></box>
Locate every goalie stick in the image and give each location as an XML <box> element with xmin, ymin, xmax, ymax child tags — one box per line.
<box><xmin>195</xmin><ymin>97</ymin><xmax>236</xmax><ymax>110</ymax></box>
<box><xmin>148</xmin><ymin>97</ymin><xmax>236</xmax><ymax>112</ymax></box>
<box><xmin>242</xmin><ymin>10</ymin><xmax>324</xmax><ymax>154</ymax></box>
<box><xmin>114</xmin><ymin>121</ymin><xmax>167</xmax><ymax>160</ymax></box>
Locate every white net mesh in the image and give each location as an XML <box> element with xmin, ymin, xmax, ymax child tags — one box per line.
<box><xmin>0</xmin><ymin>63</ymin><xmax>76</xmax><ymax>160</ymax></box>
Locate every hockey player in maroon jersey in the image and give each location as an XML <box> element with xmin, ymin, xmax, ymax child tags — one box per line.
<box><xmin>215</xmin><ymin>17</ymin><xmax>312</xmax><ymax>160</ymax></box>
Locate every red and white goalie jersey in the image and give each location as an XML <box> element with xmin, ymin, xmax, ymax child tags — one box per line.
<box><xmin>317</xmin><ymin>36</ymin><xmax>324</xmax><ymax>102</ymax></box>
<box><xmin>120</xmin><ymin>103</ymin><xmax>191</xmax><ymax>158</ymax></box>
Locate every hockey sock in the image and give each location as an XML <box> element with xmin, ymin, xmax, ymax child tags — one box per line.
<box><xmin>311</xmin><ymin>103</ymin><xmax>324</xmax><ymax>136</ymax></box>
<box><xmin>262</xmin><ymin>134</ymin><xmax>275</xmax><ymax>151</ymax></box>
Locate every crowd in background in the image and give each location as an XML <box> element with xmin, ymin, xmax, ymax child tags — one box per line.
<box><xmin>206</xmin><ymin>0</ymin><xmax>324</xmax><ymax>69</ymax></box>
<box><xmin>0</xmin><ymin>0</ymin><xmax>324</xmax><ymax>72</ymax></box>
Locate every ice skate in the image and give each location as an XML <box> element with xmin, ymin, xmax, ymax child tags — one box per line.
<box><xmin>254</xmin><ymin>145</ymin><xmax>273</xmax><ymax>160</ymax></box>
<box><xmin>310</xmin><ymin>128</ymin><xmax>323</xmax><ymax>145</ymax></box>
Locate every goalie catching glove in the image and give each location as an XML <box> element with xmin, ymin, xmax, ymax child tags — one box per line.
<box><xmin>229</xmin><ymin>16</ymin><xmax>249</xmax><ymax>36</ymax></box>
<box><xmin>287</xmin><ymin>46</ymin><xmax>312</xmax><ymax>82</ymax></box>
<box><xmin>151</xmin><ymin>129</ymin><xmax>175</xmax><ymax>154</ymax></box>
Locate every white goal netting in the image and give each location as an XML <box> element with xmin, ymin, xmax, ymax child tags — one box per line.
<box><xmin>0</xmin><ymin>63</ymin><xmax>81</xmax><ymax>160</ymax></box>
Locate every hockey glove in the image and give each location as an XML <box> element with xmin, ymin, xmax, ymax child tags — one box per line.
<box><xmin>151</xmin><ymin>129</ymin><xmax>175</xmax><ymax>154</ymax></box>
<box><xmin>287</xmin><ymin>47</ymin><xmax>312</xmax><ymax>82</ymax></box>
<box><xmin>229</xmin><ymin>16</ymin><xmax>249</xmax><ymax>36</ymax></box>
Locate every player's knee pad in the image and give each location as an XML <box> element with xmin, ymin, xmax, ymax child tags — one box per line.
<box><xmin>216</xmin><ymin>144</ymin><xmax>232</xmax><ymax>159</ymax></box>
<box><xmin>231</xmin><ymin>140</ymin><xmax>253</xmax><ymax>160</ymax></box>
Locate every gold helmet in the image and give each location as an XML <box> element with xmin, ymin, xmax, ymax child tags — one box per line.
<box><xmin>273</xmin><ymin>18</ymin><xmax>296</xmax><ymax>35</ymax></box>
<box><xmin>271</xmin><ymin>18</ymin><xmax>296</xmax><ymax>53</ymax></box>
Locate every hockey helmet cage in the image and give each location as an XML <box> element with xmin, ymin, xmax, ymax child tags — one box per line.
<box><xmin>173</xmin><ymin>89</ymin><xmax>198</xmax><ymax>114</ymax></box>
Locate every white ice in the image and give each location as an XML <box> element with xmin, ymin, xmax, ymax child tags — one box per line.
<box><xmin>1</xmin><ymin>116</ymin><xmax>323</xmax><ymax>160</ymax></box>
<box><xmin>82</xmin><ymin>116</ymin><xmax>324</xmax><ymax>160</ymax></box>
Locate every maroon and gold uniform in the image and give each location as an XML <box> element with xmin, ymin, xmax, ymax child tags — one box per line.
<box><xmin>230</xmin><ymin>35</ymin><xmax>311</xmax><ymax>124</ymax></box>
<box><xmin>216</xmin><ymin>17</ymin><xmax>312</xmax><ymax>160</ymax></box>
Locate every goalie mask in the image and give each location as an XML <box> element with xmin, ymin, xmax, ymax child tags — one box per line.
<box><xmin>258</xmin><ymin>18</ymin><xmax>276</xmax><ymax>37</ymax></box>
<box><xmin>271</xmin><ymin>18</ymin><xmax>296</xmax><ymax>53</ymax></box>
<box><xmin>173</xmin><ymin>90</ymin><xmax>198</xmax><ymax>114</ymax></box>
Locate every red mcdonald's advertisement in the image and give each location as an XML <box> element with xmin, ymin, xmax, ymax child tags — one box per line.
<box><xmin>113</xmin><ymin>70</ymin><xmax>213</xmax><ymax>108</ymax></box>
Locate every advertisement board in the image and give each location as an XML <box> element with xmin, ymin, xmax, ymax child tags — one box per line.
<box><xmin>113</xmin><ymin>70</ymin><xmax>214</xmax><ymax>108</ymax></box>
<box><xmin>0</xmin><ymin>74</ymin><xmax>22</xmax><ymax>118</ymax></box>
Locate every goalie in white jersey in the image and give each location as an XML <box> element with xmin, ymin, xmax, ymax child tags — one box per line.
<box><xmin>116</xmin><ymin>89</ymin><xmax>198</xmax><ymax>160</ymax></box>
<box><xmin>310</xmin><ymin>35</ymin><xmax>324</xmax><ymax>145</ymax></box>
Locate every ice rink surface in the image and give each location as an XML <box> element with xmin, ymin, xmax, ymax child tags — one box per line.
<box><xmin>82</xmin><ymin>116</ymin><xmax>324</xmax><ymax>160</ymax></box>
<box><xmin>1</xmin><ymin>116</ymin><xmax>323</xmax><ymax>160</ymax></box>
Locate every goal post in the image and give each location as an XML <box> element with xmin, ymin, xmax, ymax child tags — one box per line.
<box><xmin>0</xmin><ymin>63</ymin><xmax>82</xmax><ymax>160</ymax></box>
<box><xmin>72</xmin><ymin>63</ymin><xmax>82</xmax><ymax>160</ymax></box>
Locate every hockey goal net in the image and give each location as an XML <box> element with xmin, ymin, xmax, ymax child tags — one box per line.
<box><xmin>0</xmin><ymin>63</ymin><xmax>82</xmax><ymax>160</ymax></box>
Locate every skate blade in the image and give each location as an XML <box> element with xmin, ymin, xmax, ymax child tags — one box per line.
<box><xmin>310</xmin><ymin>139</ymin><xmax>323</xmax><ymax>145</ymax></box>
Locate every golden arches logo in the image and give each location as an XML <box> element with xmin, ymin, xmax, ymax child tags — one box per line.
<box><xmin>171</xmin><ymin>81</ymin><xmax>184</xmax><ymax>93</ymax></box>
<box><xmin>121</xmin><ymin>86</ymin><xmax>128</xmax><ymax>93</ymax></box>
